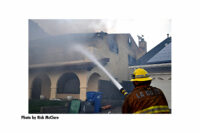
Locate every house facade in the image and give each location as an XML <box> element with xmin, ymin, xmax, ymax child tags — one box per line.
<box><xmin>29</xmin><ymin>22</ymin><xmax>147</xmax><ymax>101</ymax></box>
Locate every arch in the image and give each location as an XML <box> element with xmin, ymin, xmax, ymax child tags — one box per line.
<box><xmin>87</xmin><ymin>73</ymin><xmax>101</xmax><ymax>92</ymax></box>
<box><xmin>57</xmin><ymin>72</ymin><xmax>80</xmax><ymax>94</ymax></box>
<box><xmin>31</xmin><ymin>73</ymin><xmax>51</xmax><ymax>99</ymax></box>
<box><xmin>31</xmin><ymin>77</ymin><xmax>42</xmax><ymax>99</ymax></box>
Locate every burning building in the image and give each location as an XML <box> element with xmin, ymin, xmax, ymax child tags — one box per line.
<box><xmin>29</xmin><ymin>20</ymin><xmax>147</xmax><ymax>101</ymax></box>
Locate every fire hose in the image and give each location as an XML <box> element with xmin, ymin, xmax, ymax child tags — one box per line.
<box><xmin>120</xmin><ymin>88</ymin><xmax>128</xmax><ymax>96</ymax></box>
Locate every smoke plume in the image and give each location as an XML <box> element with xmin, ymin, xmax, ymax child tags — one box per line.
<box><xmin>33</xmin><ymin>19</ymin><xmax>110</xmax><ymax>35</ymax></box>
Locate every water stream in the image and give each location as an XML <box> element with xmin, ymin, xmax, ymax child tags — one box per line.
<box><xmin>72</xmin><ymin>45</ymin><xmax>123</xmax><ymax>90</ymax></box>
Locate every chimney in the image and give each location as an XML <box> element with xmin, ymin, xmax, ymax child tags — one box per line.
<box><xmin>167</xmin><ymin>34</ymin><xmax>169</xmax><ymax>38</ymax></box>
<box><xmin>138</xmin><ymin>35</ymin><xmax>147</xmax><ymax>54</ymax></box>
<box><xmin>136</xmin><ymin>35</ymin><xmax>147</xmax><ymax>59</ymax></box>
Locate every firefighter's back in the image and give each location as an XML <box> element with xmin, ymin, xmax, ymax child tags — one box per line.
<box><xmin>122</xmin><ymin>86</ymin><xmax>169</xmax><ymax>114</ymax></box>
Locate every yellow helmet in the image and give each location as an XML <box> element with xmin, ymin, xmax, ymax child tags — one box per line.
<box><xmin>130</xmin><ymin>68</ymin><xmax>152</xmax><ymax>82</ymax></box>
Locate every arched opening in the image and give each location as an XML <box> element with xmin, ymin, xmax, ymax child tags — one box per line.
<box><xmin>57</xmin><ymin>72</ymin><xmax>80</xmax><ymax>94</ymax></box>
<box><xmin>31</xmin><ymin>74</ymin><xmax>51</xmax><ymax>99</ymax></box>
<box><xmin>31</xmin><ymin>77</ymin><xmax>42</xmax><ymax>99</ymax></box>
<box><xmin>87</xmin><ymin>73</ymin><xmax>101</xmax><ymax>92</ymax></box>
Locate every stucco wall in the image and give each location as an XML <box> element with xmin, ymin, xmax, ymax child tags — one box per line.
<box><xmin>89</xmin><ymin>34</ymin><xmax>139</xmax><ymax>82</ymax></box>
<box><xmin>151</xmin><ymin>73</ymin><xmax>171</xmax><ymax>108</ymax></box>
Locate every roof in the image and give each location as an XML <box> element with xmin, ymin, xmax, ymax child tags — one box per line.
<box><xmin>29</xmin><ymin>20</ymin><xmax>50</xmax><ymax>40</ymax></box>
<box><xmin>147</xmin><ymin>43</ymin><xmax>171</xmax><ymax>64</ymax></box>
<box><xmin>29</xmin><ymin>33</ymin><xmax>97</xmax><ymax>46</ymax></box>
<box><xmin>29</xmin><ymin>58</ymin><xmax>110</xmax><ymax>71</ymax></box>
<box><xmin>129</xmin><ymin>63</ymin><xmax>171</xmax><ymax>73</ymax></box>
<box><xmin>136</xmin><ymin>37</ymin><xmax>171</xmax><ymax>65</ymax></box>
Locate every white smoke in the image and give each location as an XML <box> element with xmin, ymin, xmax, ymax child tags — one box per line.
<box><xmin>33</xmin><ymin>19</ymin><xmax>109</xmax><ymax>35</ymax></box>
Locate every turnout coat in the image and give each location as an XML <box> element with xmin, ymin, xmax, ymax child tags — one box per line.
<box><xmin>122</xmin><ymin>85</ymin><xmax>169</xmax><ymax>114</ymax></box>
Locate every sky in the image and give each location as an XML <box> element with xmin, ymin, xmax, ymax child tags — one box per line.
<box><xmin>34</xmin><ymin>19</ymin><xmax>171</xmax><ymax>52</ymax></box>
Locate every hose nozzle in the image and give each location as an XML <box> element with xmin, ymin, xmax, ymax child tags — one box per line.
<box><xmin>120</xmin><ymin>88</ymin><xmax>128</xmax><ymax>96</ymax></box>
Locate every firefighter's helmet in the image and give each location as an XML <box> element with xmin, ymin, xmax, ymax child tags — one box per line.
<box><xmin>130</xmin><ymin>68</ymin><xmax>152</xmax><ymax>81</ymax></box>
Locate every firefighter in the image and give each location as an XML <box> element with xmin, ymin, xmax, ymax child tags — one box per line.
<box><xmin>122</xmin><ymin>68</ymin><xmax>170</xmax><ymax>114</ymax></box>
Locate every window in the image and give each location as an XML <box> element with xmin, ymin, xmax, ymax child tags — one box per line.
<box><xmin>107</xmin><ymin>35</ymin><xmax>119</xmax><ymax>54</ymax></box>
<box><xmin>128</xmin><ymin>55</ymin><xmax>136</xmax><ymax>66</ymax></box>
<box><xmin>128</xmin><ymin>37</ymin><xmax>132</xmax><ymax>46</ymax></box>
